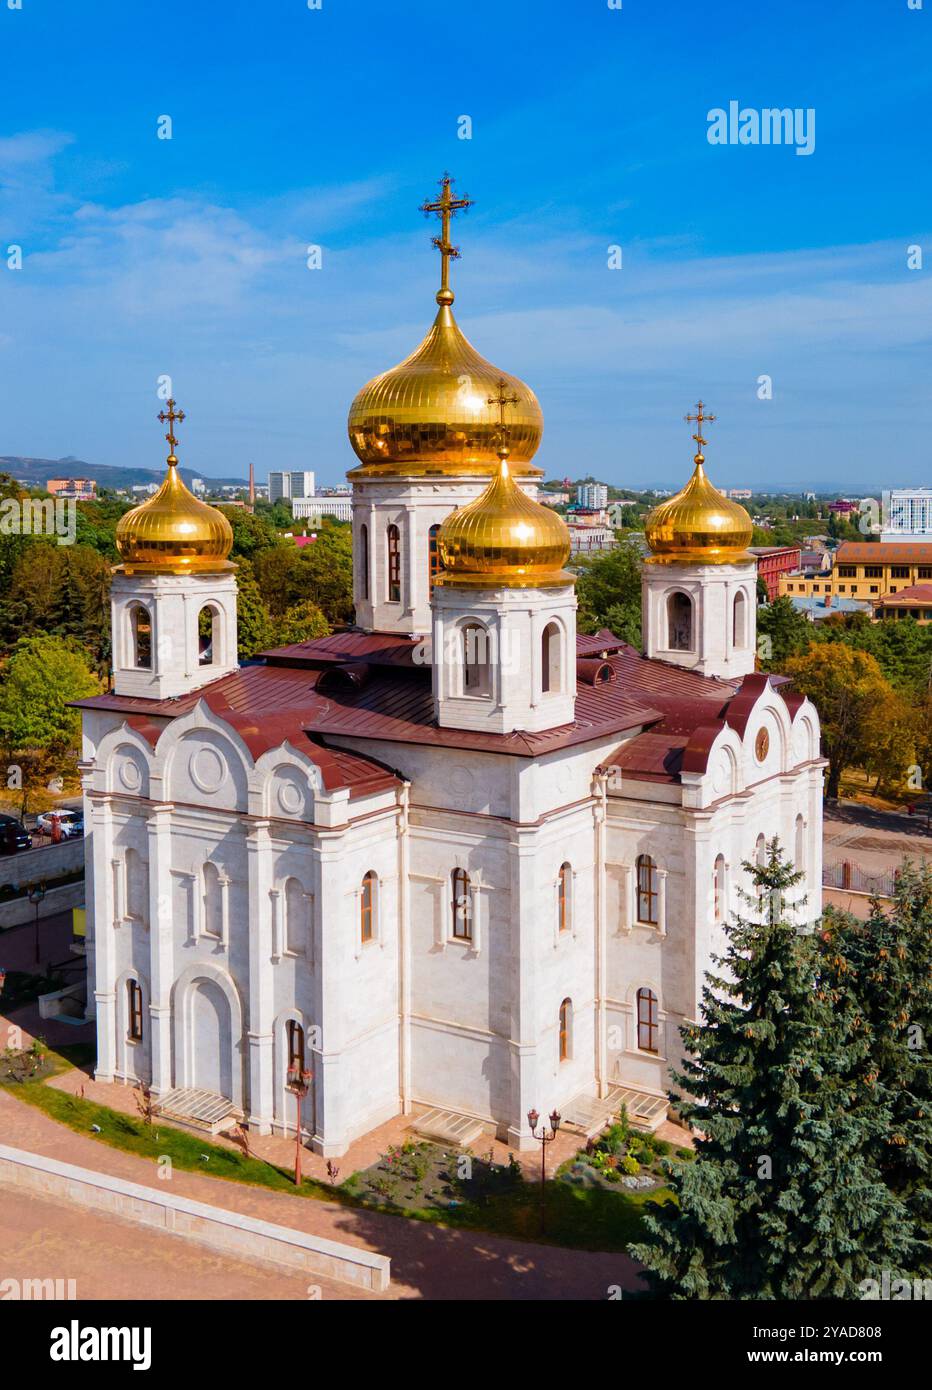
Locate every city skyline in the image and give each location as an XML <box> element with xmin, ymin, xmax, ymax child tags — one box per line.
<box><xmin>1</xmin><ymin>0</ymin><xmax>930</xmax><ymax>489</ymax></box>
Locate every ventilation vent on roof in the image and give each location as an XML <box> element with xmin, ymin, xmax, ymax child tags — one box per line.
<box><xmin>316</xmin><ymin>662</ymin><xmax>371</xmax><ymax>692</ymax></box>
<box><xmin>577</xmin><ymin>658</ymin><xmax>615</xmax><ymax>686</ymax></box>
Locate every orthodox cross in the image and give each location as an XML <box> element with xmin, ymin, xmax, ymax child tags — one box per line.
<box><xmin>158</xmin><ymin>398</ymin><xmax>186</xmax><ymax>463</ymax></box>
<box><xmin>420</xmin><ymin>173</ymin><xmax>473</xmax><ymax>302</ymax></box>
<box><xmin>685</xmin><ymin>399</ymin><xmax>715</xmax><ymax>456</ymax></box>
<box><xmin>488</xmin><ymin>377</ymin><xmax>519</xmax><ymax>454</ymax></box>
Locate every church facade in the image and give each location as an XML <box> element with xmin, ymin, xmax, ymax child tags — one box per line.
<box><xmin>79</xmin><ymin>179</ymin><xmax>823</xmax><ymax>1155</ymax></box>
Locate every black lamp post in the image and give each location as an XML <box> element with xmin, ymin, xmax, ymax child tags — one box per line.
<box><xmin>527</xmin><ymin>1106</ymin><xmax>561</xmax><ymax>1233</ymax></box>
<box><xmin>28</xmin><ymin>882</ymin><xmax>46</xmax><ymax>966</ymax></box>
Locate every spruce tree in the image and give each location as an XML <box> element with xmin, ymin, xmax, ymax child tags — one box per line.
<box><xmin>631</xmin><ymin>840</ymin><xmax>916</xmax><ymax>1298</ymax></box>
<box><xmin>820</xmin><ymin>864</ymin><xmax>932</xmax><ymax>1269</ymax></box>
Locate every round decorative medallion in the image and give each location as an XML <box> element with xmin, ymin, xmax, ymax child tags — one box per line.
<box><xmin>189</xmin><ymin>746</ymin><xmax>226</xmax><ymax>795</ymax></box>
<box><xmin>118</xmin><ymin>757</ymin><xmax>141</xmax><ymax>791</ymax></box>
<box><xmin>755</xmin><ymin>728</ymin><xmax>770</xmax><ymax>763</ymax></box>
<box><xmin>277</xmin><ymin>778</ymin><xmax>304</xmax><ymax>816</ymax></box>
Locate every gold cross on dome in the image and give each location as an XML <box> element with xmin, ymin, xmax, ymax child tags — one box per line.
<box><xmin>488</xmin><ymin>377</ymin><xmax>519</xmax><ymax>454</ymax></box>
<box><xmin>157</xmin><ymin>398</ymin><xmax>186</xmax><ymax>463</ymax></box>
<box><xmin>685</xmin><ymin>399</ymin><xmax>716</xmax><ymax>453</ymax></box>
<box><xmin>420</xmin><ymin>173</ymin><xmax>473</xmax><ymax>301</ymax></box>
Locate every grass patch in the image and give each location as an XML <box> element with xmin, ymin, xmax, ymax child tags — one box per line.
<box><xmin>1</xmin><ymin>1044</ymin><xmax>666</xmax><ymax>1252</ymax></box>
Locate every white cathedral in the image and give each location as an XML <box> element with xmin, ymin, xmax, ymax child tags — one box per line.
<box><xmin>79</xmin><ymin>179</ymin><xmax>823</xmax><ymax>1155</ymax></box>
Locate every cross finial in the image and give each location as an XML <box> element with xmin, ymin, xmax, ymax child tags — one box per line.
<box><xmin>419</xmin><ymin>172</ymin><xmax>473</xmax><ymax>307</ymax></box>
<box><xmin>487</xmin><ymin>377</ymin><xmax>520</xmax><ymax>460</ymax></box>
<box><xmin>685</xmin><ymin>399</ymin><xmax>716</xmax><ymax>462</ymax></box>
<box><xmin>157</xmin><ymin>398</ymin><xmax>186</xmax><ymax>465</ymax></box>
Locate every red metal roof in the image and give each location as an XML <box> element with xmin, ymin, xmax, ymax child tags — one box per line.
<box><xmin>835</xmin><ymin>541</ymin><xmax>932</xmax><ymax>564</ymax></box>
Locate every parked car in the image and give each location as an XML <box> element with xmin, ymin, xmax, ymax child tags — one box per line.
<box><xmin>35</xmin><ymin>809</ymin><xmax>84</xmax><ymax>839</ymax></box>
<box><xmin>0</xmin><ymin>813</ymin><xmax>31</xmax><ymax>855</ymax></box>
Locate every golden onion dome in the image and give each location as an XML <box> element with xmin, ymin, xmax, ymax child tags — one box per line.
<box><xmin>436</xmin><ymin>451</ymin><xmax>572</xmax><ymax>589</ymax></box>
<box><xmin>645</xmin><ymin>453</ymin><xmax>753</xmax><ymax>565</ymax></box>
<box><xmin>347</xmin><ymin>174</ymin><xmax>543</xmax><ymax>478</ymax></box>
<box><xmin>115</xmin><ymin>401</ymin><xmax>234</xmax><ymax>574</ymax></box>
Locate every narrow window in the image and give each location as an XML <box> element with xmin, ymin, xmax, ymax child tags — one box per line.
<box><xmin>202</xmin><ymin>862</ymin><xmax>223</xmax><ymax>938</ymax></box>
<box><xmin>542</xmin><ymin>621</ymin><xmax>562</xmax><ymax>694</ymax></box>
<box><xmin>462</xmin><ymin>623</ymin><xmax>491</xmax><ymax>696</ymax></box>
<box><xmin>559</xmin><ymin>997</ymin><xmax>572</xmax><ymax>1062</ymax></box>
<box><xmin>637</xmin><ymin>987</ymin><xmax>658</xmax><ymax>1053</ymax></box>
<box><xmin>360</xmin><ymin>870</ymin><xmax>376</xmax><ymax>943</ymax></box>
<box><xmin>667</xmin><ymin>592</ymin><xmax>693</xmax><ymax>651</ymax></box>
<box><xmin>127</xmin><ymin>979</ymin><xmax>143</xmax><ymax>1042</ymax></box>
<box><xmin>387</xmin><ymin>524</ymin><xmax>401</xmax><ymax>603</ymax></box>
<box><xmin>287</xmin><ymin>1019</ymin><xmax>305</xmax><ymax>1073</ymax></box>
<box><xmin>636</xmin><ymin>854</ymin><xmax>658</xmax><ymax>925</ymax></box>
<box><xmin>285</xmin><ymin>878</ymin><xmax>307</xmax><ymax>955</ymax></box>
<box><xmin>198</xmin><ymin>604</ymin><xmax>220</xmax><ymax>667</ymax></box>
<box><xmin>428</xmin><ymin>524</ymin><xmax>441</xmax><ymax>588</ymax></box>
<box><xmin>713</xmin><ymin>854</ymin><xmax>725</xmax><ymax>922</ymax></box>
<box><xmin>451</xmin><ymin>867</ymin><xmax>471</xmax><ymax>940</ymax></box>
<box><xmin>359</xmin><ymin>523</ymin><xmax>370</xmax><ymax>601</ymax></box>
<box><xmin>558</xmin><ymin>862</ymin><xmax>571</xmax><ymax>933</ymax></box>
<box><xmin>130</xmin><ymin>605</ymin><xmax>152</xmax><ymax>669</ymax></box>
<box><xmin>733</xmin><ymin>590</ymin><xmax>747</xmax><ymax>648</ymax></box>
<box><xmin>795</xmin><ymin>814</ymin><xmax>805</xmax><ymax>874</ymax></box>
<box><xmin>755</xmin><ymin>833</ymin><xmax>766</xmax><ymax>867</ymax></box>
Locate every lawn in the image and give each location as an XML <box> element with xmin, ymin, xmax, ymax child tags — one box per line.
<box><xmin>0</xmin><ymin>1042</ymin><xmax>670</xmax><ymax>1253</ymax></box>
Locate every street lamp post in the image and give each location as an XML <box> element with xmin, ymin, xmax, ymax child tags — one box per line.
<box><xmin>286</xmin><ymin>1065</ymin><xmax>312</xmax><ymax>1186</ymax></box>
<box><xmin>527</xmin><ymin>1106</ymin><xmax>561</xmax><ymax>1234</ymax></box>
<box><xmin>28</xmin><ymin>883</ymin><xmax>46</xmax><ymax>966</ymax></box>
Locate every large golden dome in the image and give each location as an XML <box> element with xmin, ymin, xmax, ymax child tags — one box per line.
<box><xmin>645</xmin><ymin>454</ymin><xmax>752</xmax><ymax>565</ymax></box>
<box><xmin>347</xmin><ymin>174</ymin><xmax>543</xmax><ymax>478</ymax></box>
<box><xmin>115</xmin><ymin>400</ymin><xmax>235</xmax><ymax>575</ymax></box>
<box><xmin>436</xmin><ymin>453</ymin><xmax>572</xmax><ymax>589</ymax></box>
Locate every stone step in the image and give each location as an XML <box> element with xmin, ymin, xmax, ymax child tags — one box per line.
<box><xmin>411</xmin><ymin>1107</ymin><xmax>486</xmax><ymax>1149</ymax></box>
<box><xmin>153</xmin><ymin>1087</ymin><xmax>242</xmax><ymax>1136</ymax></box>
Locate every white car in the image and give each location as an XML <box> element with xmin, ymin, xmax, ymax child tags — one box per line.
<box><xmin>36</xmin><ymin>809</ymin><xmax>84</xmax><ymax>838</ymax></box>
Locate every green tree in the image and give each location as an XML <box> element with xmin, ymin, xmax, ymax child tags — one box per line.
<box><xmin>785</xmin><ymin>643</ymin><xmax>894</xmax><ymax>799</ymax></box>
<box><xmin>756</xmin><ymin>595</ymin><xmax>811</xmax><ymax>670</ymax></box>
<box><xmin>821</xmin><ymin>871</ymin><xmax>932</xmax><ymax>1267</ymax></box>
<box><xmin>217</xmin><ymin>506</ymin><xmax>281</xmax><ymax>559</ymax></box>
<box><xmin>270</xmin><ymin>600</ymin><xmax>330</xmax><ymax>646</ymax></box>
<box><xmin>575</xmin><ymin>544</ymin><xmax>642</xmax><ymax>640</ymax></box>
<box><xmin>234</xmin><ymin>558</ymin><xmax>273</xmax><ymax>660</ymax></box>
<box><xmin>0</xmin><ymin>635</ymin><xmax>100</xmax><ymax>815</ymax></box>
<box><xmin>631</xmin><ymin>842</ymin><xmax>915</xmax><ymax>1298</ymax></box>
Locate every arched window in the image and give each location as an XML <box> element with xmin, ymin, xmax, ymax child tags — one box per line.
<box><xmin>360</xmin><ymin>870</ymin><xmax>377</xmax><ymax>943</ymax></box>
<box><xmin>559</xmin><ymin>998</ymin><xmax>573</xmax><ymax>1062</ymax></box>
<box><xmin>286</xmin><ymin>1019</ymin><xmax>305</xmax><ymax>1073</ymax></box>
<box><xmin>129</xmin><ymin>605</ymin><xmax>152</xmax><ymax>669</ymax></box>
<box><xmin>284</xmin><ymin>878</ymin><xmax>307</xmax><ymax>955</ymax></box>
<box><xmin>387</xmin><ymin>524</ymin><xmax>401</xmax><ymax>603</ymax></box>
<box><xmin>428</xmin><ymin>524</ymin><xmax>442</xmax><ymax>588</ymax></box>
<box><xmin>637</xmin><ymin>987</ymin><xmax>659</xmax><ymax>1053</ymax></box>
<box><xmin>125</xmin><ymin>848</ymin><xmax>148</xmax><ymax>926</ymax></box>
<box><xmin>795</xmin><ymin>814</ymin><xmax>805</xmax><ymax>873</ymax></box>
<box><xmin>461</xmin><ymin>622</ymin><xmax>491</xmax><ymax>696</ymax></box>
<box><xmin>451</xmin><ymin>867</ymin><xmax>471</xmax><ymax>940</ymax></box>
<box><xmin>755</xmin><ymin>833</ymin><xmax>766</xmax><ymax>868</ymax></box>
<box><xmin>359</xmin><ymin>523</ymin><xmax>369</xmax><ymax>601</ymax></box>
<box><xmin>713</xmin><ymin>854</ymin><xmax>726</xmax><ymax>922</ymax></box>
<box><xmin>127</xmin><ymin>978</ymin><xmax>143</xmax><ymax>1042</ymax></box>
<box><xmin>198</xmin><ymin>604</ymin><xmax>220</xmax><ymax>667</ymax></box>
<box><xmin>557</xmin><ymin>862</ymin><xmax>571</xmax><ymax>933</ymax></box>
<box><xmin>636</xmin><ymin>854</ymin><xmax>658</xmax><ymax>925</ymax></box>
<box><xmin>202</xmin><ymin>862</ymin><xmax>223</xmax><ymax>938</ymax></box>
<box><xmin>542</xmin><ymin>621</ymin><xmax>562</xmax><ymax>694</ymax></box>
<box><xmin>733</xmin><ymin>590</ymin><xmax>747</xmax><ymax>648</ymax></box>
<box><xmin>666</xmin><ymin>591</ymin><xmax>693</xmax><ymax>651</ymax></box>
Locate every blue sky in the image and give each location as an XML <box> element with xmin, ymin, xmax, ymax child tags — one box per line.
<box><xmin>0</xmin><ymin>0</ymin><xmax>930</xmax><ymax>490</ymax></box>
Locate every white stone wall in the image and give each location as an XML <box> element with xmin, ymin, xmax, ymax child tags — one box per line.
<box><xmin>642</xmin><ymin>560</ymin><xmax>757</xmax><ymax>680</ymax></box>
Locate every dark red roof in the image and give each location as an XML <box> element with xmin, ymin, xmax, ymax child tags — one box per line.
<box><xmin>77</xmin><ymin>629</ymin><xmax>798</xmax><ymax>780</ymax></box>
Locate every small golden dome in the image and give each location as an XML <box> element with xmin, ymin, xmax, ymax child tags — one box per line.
<box><xmin>116</xmin><ymin>400</ymin><xmax>234</xmax><ymax>575</ymax></box>
<box><xmin>645</xmin><ymin>453</ymin><xmax>753</xmax><ymax>565</ymax></box>
<box><xmin>436</xmin><ymin>453</ymin><xmax>572</xmax><ymax>589</ymax></box>
<box><xmin>347</xmin><ymin>173</ymin><xmax>542</xmax><ymax>478</ymax></box>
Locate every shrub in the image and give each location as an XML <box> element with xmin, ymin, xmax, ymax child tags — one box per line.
<box><xmin>621</xmin><ymin>1154</ymin><xmax>640</xmax><ymax>1176</ymax></box>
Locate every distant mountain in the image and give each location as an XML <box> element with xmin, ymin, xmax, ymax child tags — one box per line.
<box><xmin>0</xmin><ymin>455</ymin><xmax>249</xmax><ymax>492</ymax></box>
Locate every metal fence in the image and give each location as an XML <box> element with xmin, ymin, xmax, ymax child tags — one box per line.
<box><xmin>822</xmin><ymin>860</ymin><xmax>896</xmax><ymax>898</ymax></box>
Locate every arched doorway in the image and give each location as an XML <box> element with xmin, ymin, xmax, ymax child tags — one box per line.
<box><xmin>189</xmin><ymin>978</ymin><xmax>233</xmax><ymax>1099</ymax></box>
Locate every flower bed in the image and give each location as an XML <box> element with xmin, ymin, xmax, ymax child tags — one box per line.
<box><xmin>342</xmin><ymin>1138</ymin><xmax>524</xmax><ymax>1213</ymax></box>
<box><xmin>558</xmin><ymin>1107</ymin><xmax>692</xmax><ymax>1193</ymax></box>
